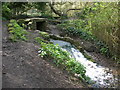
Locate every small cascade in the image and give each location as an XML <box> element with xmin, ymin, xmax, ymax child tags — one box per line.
<box><xmin>50</xmin><ymin>39</ymin><xmax>118</xmax><ymax>88</ymax></box>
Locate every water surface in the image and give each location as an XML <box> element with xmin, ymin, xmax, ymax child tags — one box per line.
<box><xmin>50</xmin><ymin>39</ymin><xmax>118</xmax><ymax>88</ymax></box>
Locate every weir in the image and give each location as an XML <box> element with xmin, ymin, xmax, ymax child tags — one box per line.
<box><xmin>50</xmin><ymin>39</ymin><xmax>118</xmax><ymax>88</ymax></box>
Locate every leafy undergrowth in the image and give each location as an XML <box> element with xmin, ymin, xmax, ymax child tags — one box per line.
<box><xmin>35</xmin><ymin>37</ymin><xmax>91</xmax><ymax>83</ymax></box>
<box><xmin>57</xmin><ymin>20</ymin><xmax>119</xmax><ymax>61</ymax></box>
<box><xmin>58</xmin><ymin>20</ymin><xmax>94</xmax><ymax>41</ymax></box>
<box><xmin>8</xmin><ymin>19</ymin><xmax>28</xmax><ymax>42</ymax></box>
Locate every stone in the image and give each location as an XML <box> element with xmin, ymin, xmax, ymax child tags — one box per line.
<box><xmin>18</xmin><ymin>18</ymin><xmax>48</xmax><ymax>31</ymax></box>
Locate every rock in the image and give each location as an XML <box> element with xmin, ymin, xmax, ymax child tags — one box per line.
<box><xmin>17</xmin><ymin>18</ymin><xmax>48</xmax><ymax>31</ymax></box>
<box><xmin>86</xmin><ymin>46</ymin><xmax>97</xmax><ymax>52</ymax></box>
<box><xmin>49</xmin><ymin>34</ymin><xmax>83</xmax><ymax>51</ymax></box>
<box><xmin>82</xmin><ymin>42</ymin><xmax>99</xmax><ymax>53</ymax></box>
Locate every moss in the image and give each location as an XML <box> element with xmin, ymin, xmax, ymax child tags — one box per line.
<box><xmin>39</xmin><ymin>32</ymin><xmax>83</xmax><ymax>53</ymax></box>
<box><xmin>50</xmin><ymin>34</ymin><xmax>83</xmax><ymax>51</ymax></box>
<box><xmin>39</xmin><ymin>31</ymin><xmax>49</xmax><ymax>36</ymax></box>
<box><xmin>83</xmin><ymin>53</ymin><xmax>91</xmax><ymax>59</ymax></box>
<box><xmin>89</xmin><ymin>59</ymin><xmax>96</xmax><ymax>63</ymax></box>
<box><xmin>39</xmin><ymin>31</ymin><xmax>50</xmax><ymax>40</ymax></box>
<box><xmin>83</xmin><ymin>52</ymin><xmax>96</xmax><ymax>63</ymax></box>
<box><xmin>49</xmin><ymin>34</ymin><xmax>63</xmax><ymax>40</ymax></box>
<box><xmin>9</xmin><ymin>34</ymin><xmax>18</xmax><ymax>42</ymax></box>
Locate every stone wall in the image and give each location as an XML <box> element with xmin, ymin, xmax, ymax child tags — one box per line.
<box><xmin>24</xmin><ymin>18</ymin><xmax>47</xmax><ymax>31</ymax></box>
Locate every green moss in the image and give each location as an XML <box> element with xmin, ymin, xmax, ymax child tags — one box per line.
<box><xmin>83</xmin><ymin>53</ymin><xmax>91</xmax><ymax>59</ymax></box>
<box><xmin>17</xmin><ymin>19</ymin><xmax>25</xmax><ymax>23</ymax></box>
<box><xmin>39</xmin><ymin>31</ymin><xmax>49</xmax><ymax>36</ymax></box>
<box><xmin>83</xmin><ymin>52</ymin><xmax>96</xmax><ymax>63</ymax></box>
<box><xmin>50</xmin><ymin>35</ymin><xmax>83</xmax><ymax>51</ymax></box>
<box><xmin>39</xmin><ymin>31</ymin><xmax>50</xmax><ymax>39</ymax></box>
<box><xmin>89</xmin><ymin>59</ymin><xmax>96</xmax><ymax>63</ymax></box>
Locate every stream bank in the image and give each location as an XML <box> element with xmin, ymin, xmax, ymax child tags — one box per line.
<box><xmin>50</xmin><ymin>39</ymin><xmax>118</xmax><ymax>88</ymax></box>
<box><xmin>48</xmin><ymin>24</ymin><xmax>119</xmax><ymax>69</ymax></box>
<box><xmin>2</xmin><ymin>19</ymin><xmax>119</xmax><ymax>88</ymax></box>
<box><xmin>2</xmin><ymin>20</ymin><xmax>85</xmax><ymax>88</ymax></box>
<box><xmin>37</xmin><ymin>30</ymin><xmax>119</xmax><ymax>88</ymax></box>
<box><xmin>47</xmin><ymin>23</ymin><xmax>119</xmax><ymax>88</ymax></box>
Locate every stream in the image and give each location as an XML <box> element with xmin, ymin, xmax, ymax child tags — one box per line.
<box><xmin>50</xmin><ymin>39</ymin><xmax>119</xmax><ymax>88</ymax></box>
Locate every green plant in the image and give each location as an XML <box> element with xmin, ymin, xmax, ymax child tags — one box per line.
<box><xmin>35</xmin><ymin>37</ymin><xmax>90</xmax><ymax>82</ymax></box>
<box><xmin>8</xmin><ymin>19</ymin><xmax>28</xmax><ymax>41</ymax></box>
<box><xmin>58</xmin><ymin>18</ymin><xmax>115</xmax><ymax>59</ymax></box>
<box><xmin>100</xmin><ymin>47</ymin><xmax>108</xmax><ymax>55</ymax></box>
<box><xmin>111</xmin><ymin>55</ymin><xmax>120</xmax><ymax>64</ymax></box>
<box><xmin>97</xmin><ymin>41</ymin><xmax>112</xmax><ymax>57</ymax></box>
<box><xmin>39</xmin><ymin>31</ymin><xmax>50</xmax><ymax>39</ymax></box>
<box><xmin>58</xmin><ymin>19</ymin><xmax>96</xmax><ymax>42</ymax></box>
<box><xmin>34</xmin><ymin>37</ymin><xmax>45</xmax><ymax>44</ymax></box>
<box><xmin>2</xmin><ymin>3</ymin><xmax>12</xmax><ymax>19</ymax></box>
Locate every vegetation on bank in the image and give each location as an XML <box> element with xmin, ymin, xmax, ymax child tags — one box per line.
<box><xmin>8</xmin><ymin>20</ymin><xmax>28</xmax><ymax>41</ymax></box>
<box><xmin>57</xmin><ymin>2</ymin><xmax>119</xmax><ymax>63</ymax></box>
<box><xmin>39</xmin><ymin>31</ymin><xmax>97</xmax><ymax>63</ymax></box>
<box><xmin>35</xmin><ymin>37</ymin><xmax>92</xmax><ymax>83</ymax></box>
<box><xmin>58</xmin><ymin>20</ymin><xmax>111</xmax><ymax>57</ymax></box>
<box><xmin>58</xmin><ymin>20</ymin><xmax>119</xmax><ymax>63</ymax></box>
<box><xmin>2</xmin><ymin>2</ymin><xmax>119</xmax><ymax>88</ymax></box>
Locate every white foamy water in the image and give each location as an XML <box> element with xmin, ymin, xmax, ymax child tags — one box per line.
<box><xmin>71</xmin><ymin>48</ymin><xmax>118</xmax><ymax>87</ymax></box>
<box><xmin>50</xmin><ymin>39</ymin><xmax>118</xmax><ymax>88</ymax></box>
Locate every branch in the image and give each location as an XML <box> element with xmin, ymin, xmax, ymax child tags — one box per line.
<box><xmin>49</xmin><ymin>3</ymin><xmax>63</xmax><ymax>17</ymax></box>
<box><xmin>66</xmin><ymin>8</ymin><xmax>82</xmax><ymax>13</ymax></box>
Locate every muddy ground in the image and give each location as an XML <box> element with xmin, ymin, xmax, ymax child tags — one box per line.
<box><xmin>2</xmin><ymin>20</ymin><xmax>119</xmax><ymax>88</ymax></box>
<box><xmin>2</xmin><ymin>21</ymin><xmax>85</xmax><ymax>88</ymax></box>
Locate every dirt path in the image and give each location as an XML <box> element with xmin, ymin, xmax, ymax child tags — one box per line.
<box><xmin>2</xmin><ymin>21</ymin><xmax>84</xmax><ymax>88</ymax></box>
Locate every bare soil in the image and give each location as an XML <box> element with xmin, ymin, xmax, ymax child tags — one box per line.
<box><xmin>2</xmin><ymin>20</ymin><xmax>119</xmax><ymax>88</ymax></box>
<box><xmin>2</xmin><ymin>21</ymin><xmax>84</xmax><ymax>88</ymax></box>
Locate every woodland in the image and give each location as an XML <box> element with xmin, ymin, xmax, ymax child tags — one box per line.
<box><xmin>2</xmin><ymin>2</ymin><xmax>120</xmax><ymax>88</ymax></box>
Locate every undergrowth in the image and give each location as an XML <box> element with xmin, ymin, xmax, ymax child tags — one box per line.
<box><xmin>57</xmin><ymin>20</ymin><xmax>116</xmax><ymax>59</ymax></box>
<box><xmin>35</xmin><ymin>37</ymin><xmax>91</xmax><ymax>83</ymax></box>
<box><xmin>8</xmin><ymin>19</ymin><xmax>28</xmax><ymax>41</ymax></box>
<box><xmin>58</xmin><ymin>20</ymin><xmax>95</xmax><ymax>41</ymax></box>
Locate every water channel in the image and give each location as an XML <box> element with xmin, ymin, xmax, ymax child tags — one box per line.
<box><xmin>50</xmin><ymin>39</ymin><xmax>118</xmax><ymax>88</ymax></box>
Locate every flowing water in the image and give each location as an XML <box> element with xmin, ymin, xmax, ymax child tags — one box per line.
<box><xmin>50</xmin><ymin>39</ymin><xmax>119</xmax><ymax>88</ymax></box>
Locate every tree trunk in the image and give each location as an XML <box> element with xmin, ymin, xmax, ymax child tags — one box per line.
<box><xmin>49</xmin><ymin>3</ymin><xmax>67</xmax><ymax>17</ymax></box>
